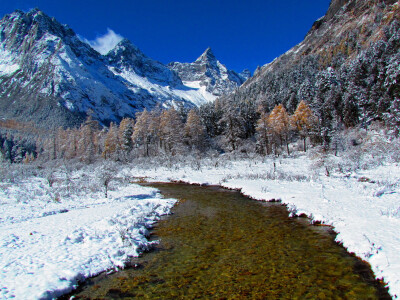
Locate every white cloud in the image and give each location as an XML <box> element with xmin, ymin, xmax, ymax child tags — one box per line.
<box><xmin>83</xmin><ymin>28</ymin><xmax>124</xmax><ymax>55</ymax></box>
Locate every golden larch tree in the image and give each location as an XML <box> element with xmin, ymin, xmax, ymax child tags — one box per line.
<box><xmin>290</xmin><ymin>100</ymin><xmax>316</xmax><ymax>151</ymax></box>
<box><xmin>268</xmin><ymin>104</ymin><xmax>290</xmax><ymax>155</ymax></box>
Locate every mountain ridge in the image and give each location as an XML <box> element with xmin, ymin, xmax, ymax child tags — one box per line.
<box><xmin>0</xmin><ymin>8</ymin><xmax>248</xmax><ymax>129</ymax></box>
<box><xmin>168</xmin><ymin>47</ymin><xmax>250</xmax><ymax>97</ymax></box>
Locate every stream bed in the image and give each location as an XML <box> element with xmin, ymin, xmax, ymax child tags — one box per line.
<box><xmin>68</xmin><ymin>183</ymin><xmax>390</xmax><ymax>299</ymax></box>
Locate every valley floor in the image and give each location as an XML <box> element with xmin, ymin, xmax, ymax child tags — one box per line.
<box><xmin>0</xmin><ymin>154</ymin><xmax>399</xmax><ymax>299</ymax></box>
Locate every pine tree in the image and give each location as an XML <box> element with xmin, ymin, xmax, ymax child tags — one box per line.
<box><xmin>119</xmin><ymin>118</ymin><xmax>134</xmax><ymax>156</ymax></box>
<box><xmin>239</xmin><ymin>98</ymin><xmax>258</xmax><ymax>139</ymax></box>
<box><xmin>385</xmin><ymin>54</ymin><xmax>400</xmax><ymax>99</ymax></box>
<box><xmin>199</xmin><ymin>101</ymin><xmax>224</xmax><ymax>138</ymax></box>
<box><xmin>342</xmin><ymin>85</ymin><xmax>360</xmax><ymax>128</ymax></box>
<box><xmin>2</xmin><ymin>140</ymin><xmax>11</xmax><ymax>162</ymax></box>
<box><xmin>385</xmin><ymin>98</ymin><xmax>400</xmax><ymax>137</ymax></box>
<box><xmin>256</xmin><ymin>111</ymin><xmax>270</xmax><ymax>155</ymax></box>
<box><xmin>219</xmin><ymin>99</ymin><xmax>245</xmax><ymax>151</ymax></box>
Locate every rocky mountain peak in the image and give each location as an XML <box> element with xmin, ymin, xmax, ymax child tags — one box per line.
<box><xmin>239</xmin><ymin>69</ymin><xmax>252</xmax><ymax>81</ymax></box>
<box><xmin>168</xmin><ymin>48</ymin><xmax>249</xmax><ymax>97</ymax></box>
<box><xmin>195</xmin><ymin>47</ymin><xmax>217</xmax><ymax>64</ymax></box>
<box><xmin>324</xmin><ymin>0</ymin><xmax>349</xmax><ymax>21</ymax></box>
<box><xmin>106</xmin><ymin>38</ymin><xmax>182</xmax><ymax>87</ymax></box>
<box><xmin>310</xmin><ymin>0</ymin><xmax>398</xmax><ymax>34</ymax></box>
<box><xmin>0</xmin><ymin>8</ymin><xmax>85</xmax><ymax>58</ymax></box>
<box><xmin>106</xmin><ymin>38</ymin><xmax>145</xmax><ymax>63</ymax></box>
<box><xmin>12</xmin><ymin>9</ymin><xmax>73</xmax><ymax>39</ymax></box>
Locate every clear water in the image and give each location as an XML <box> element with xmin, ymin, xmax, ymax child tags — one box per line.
<box><xmin>67</xmin><ymin>183</ymin><xmax>390</xmax><ymax>299</ymax></box>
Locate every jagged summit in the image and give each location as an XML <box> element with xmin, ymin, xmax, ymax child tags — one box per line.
<box><xmin>168</xmin><ymin>48</ymin><xmax>249</xmax><ymax>97</ymax></box>
<box><xmin>106</xmin><ymin>38</ymin><xmax>182</xmax><ymax>87</ymax></box>
<box><xmin>239</xmin><ymin>69</ymin><xmax>252</xmax><ymax>81</ymax></box>
<box><xmin>5</xmin><ymin>8</ymin><xmax>75</xmax><ymax>42</ymax></box>
<box><xmin>1</xmin><ymin>8</ymin><xmax>96</xmax><ymax>61</ymax></box>
<box><xmin>195</xmin><ymin>47</ymin><xmax>217</xmax><ymax>64</ymax></box>
<box><xmin>106</xmin><ymin>38</ymin><xmax>151</xmax><ymax>60</ymax></box>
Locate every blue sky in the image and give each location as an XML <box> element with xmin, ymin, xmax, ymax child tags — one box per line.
<box><xmin>0</xmin><ymin>0</ymin><xmax>331</xmax><ymax>73</ymax></box>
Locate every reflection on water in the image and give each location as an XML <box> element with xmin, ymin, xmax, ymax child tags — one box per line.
<box><xmin>69</xmin><ymin>183</ymin><xmax>390</xmax><ymax>299</ymax></box>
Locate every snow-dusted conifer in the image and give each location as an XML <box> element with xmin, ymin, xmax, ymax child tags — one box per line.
<box><xmin>219</xmin><ymin>100</ymin><xmax>245</xmax><ymax>151</ymax></box>
<box><xmin>385</xmin><ymin>97</ymin><xmax>400</xmax><ymax>136</ymax></box>
<box><xmin>256</xmin><ymin>111</ymin><xmax>270</xmax><ymax>155</ymax></box>
<box><xmin>199</xmin><ymin>101</ymin><xmax>223</xmax><ymax>138</ymax></box>
<box><xmin>342</xmin><ymin>83</ymin><xmax>360</xmax><ymax>128</ymax></box>
<box><xmin>119</xmin><ymin>118</ymin><xmax>134</xmax><ymax>156</ymax></box>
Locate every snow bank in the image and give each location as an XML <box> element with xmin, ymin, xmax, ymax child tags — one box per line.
<box><xmin>0</xmin><ymin>171</ymin><xmax>176</xmax><ymax>299</ymax></box>
<box><xmin>130</xmin><ymin>155</ymin><xmax>400</xmax><ymax>298</ymax></box>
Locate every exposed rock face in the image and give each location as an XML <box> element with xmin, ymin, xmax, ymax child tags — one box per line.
<box><xmin>168</xmin><ymin>47</ymin><xmax>250</xmax><ymax>97</ymax></box>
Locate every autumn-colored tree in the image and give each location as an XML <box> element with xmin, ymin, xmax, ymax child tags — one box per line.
<box><xmin>184</xmin><ymin>109</ymin><xmax>207</xmax><ymax>151</ymax></box>
<box><xmin>290</xmin><ymin>100</ymin><xmax>317</xmax><ymax>151</ymax></box>
<box><xmin>160</xmin><ymin>108</ymin><xmax>183</xmax><ymax>155</ymax></box>
<box><xmin>23</xmin><ymin>152</ymin><xmax>35</xmax><ymax>164</ymax></box>
<box><xmin>102</xmin><ymin>122</ymin><xmax>119</xmax><ymax>159</ymax></box>
<box><xmin>268</xmin><ymin>104</ymin><xmax>290</xmax><ymax>155</ymax></box>
<box><xmin>148</xmin><ymin>110</ymin><xmax>162</xmax><ymax>154</ymax></box>
<box><xmin>132</xmin><ymin>109</ymin><xmax>151</xmax><ymax>156</ymax></box>
<box><xmin>77</xmin><ymin>116</ymin><xmax>101</xmax><ymax>163</ymax></box>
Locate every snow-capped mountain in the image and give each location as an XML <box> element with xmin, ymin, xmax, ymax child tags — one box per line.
<box><xmin>168</xmin><ymin>47</ymin><xmax>251</xmax><ymax>98</ymax></box>
<box><xmin>0</xmin><ymin>9</ymin><xmax>248</xmax><ymax>129</ymax></box>
<box><xmin>106</xmin><ymin>39</ymin><xmax>182</xmax><ymax>87</ymax></box>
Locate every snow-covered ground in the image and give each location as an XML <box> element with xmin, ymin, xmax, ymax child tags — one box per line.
<box><xmin>129</xmin><ymin>154</ymin><xmax>400</xmax><ymax>299</ymax></box>
<box><xmin>0</xmin><ymin>164</ymin><xmax>176</xmax><ymax>299</ymax></box>
<box><xmin>0</xmin><ymin>153</ymin><xmax>399</xmax><ymax>299</ymax></box>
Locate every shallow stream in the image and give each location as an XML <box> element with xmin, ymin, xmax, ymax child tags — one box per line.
<box><xmin>68</xmin><ymin>183</ymin><xmax>390</xmax><ymax>299</ymax></box>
